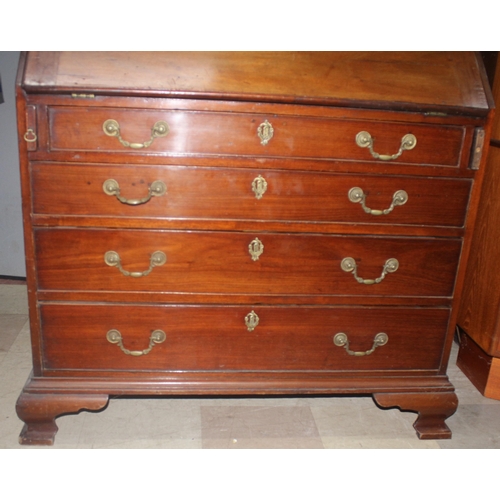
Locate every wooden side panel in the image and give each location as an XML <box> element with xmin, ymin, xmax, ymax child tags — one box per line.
<box><xmin>457</xmin><ymin>57</ymin><xmax>500</xmax><ymax>357</ymax></box>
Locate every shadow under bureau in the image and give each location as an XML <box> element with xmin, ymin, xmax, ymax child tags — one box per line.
<box><xmin>15</xmin><ymin>52</ymin><xmax>494</xmax><ymax>444</ymax></box>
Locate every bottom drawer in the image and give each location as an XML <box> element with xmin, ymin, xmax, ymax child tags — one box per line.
<box><xmin>40</xmin><ymin>304</ymin><xmax>450</xmax><ymax>372</ymax></box>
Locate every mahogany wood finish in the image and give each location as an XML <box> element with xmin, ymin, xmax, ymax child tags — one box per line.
<box><xmin>39</xmin><ymin>304</ymin><xmax>450</xmax><ymax>372</ymax></box>
<box><xmin>16</xmin><ymin>392</ymin><xmax>109</xmax><ymax>445</ymax></box>
<box><xmin>31</xmin><ymin>164</ymin><xmax>472</xmax><ymax>227</ymax></box>
<box><xmin>457</xmin><ymin>57</ymin><xmax>500</xmax><ymax>399</ymax></box>
<box><xmin>34</xmin><ymin>228</ymin><xmax>462</xmax><ymax>297</ymax></box>
<box><xmin>373</xmin><ymin>392</ymin><xmax>459</xmax><ymax>439</ymax></box>
<box><xmin>47</xmin><ymin>106</ymin><xmax>465</xmax><ymax>166</ymax></box>
<box><xmin>456</xmin><ymin>328</ymin><xmax>500</xmax><ymax>400</ymax></box>
<box><xmin>15</xmin><ymin>52</ymin><xmax>493</xmax><ymax>444</ymax></box>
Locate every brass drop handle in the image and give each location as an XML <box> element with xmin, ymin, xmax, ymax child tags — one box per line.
<box><xmin>103</xmin><ymin>179</ymin><xmax>167</xmax><ymax>206</ymax></box>
<box><xmin>106</xmin><ymin>329</ymin><xmax>166</xmax><ymax>356</ymax></box>
<box><xmin>341</xmin><ymin>257</ymin><xmax>399</xmax><ymax>285</ymax></box>
<box><xmin>23</xmin><ymin>128</ymin><xmax>37</xmax><ymax>142</ymax></box>
<box><xmin>103</xmin><ymin>119</ymin><xmax>169</xmax><ymax>149</ymax></box>
<box><xmin>355</xmin><ymin>131</ymin><xmax>417</xmax><ymax>161</ymax></box>
<box><xmin>348</xmin><ymin>187</ymin><xmax>408</xmax><ymax>216</ymax></box>
<box><xmin>104</xmin><ymin>250</ymin><xmax>167</xmax><ymax>277</ymax></box>
<box><xmin>333</xmin><ymin>332</ymin><xmax>388</xmax><ymax>356</ymax></box>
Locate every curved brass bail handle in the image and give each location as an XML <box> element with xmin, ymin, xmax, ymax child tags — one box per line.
<box><xmin>104</xmin><ymin>250</ymin><xmax>167</xmax><ymax>277</ymax></box>
<box><xmin>341</xmin><ymin>257</ymin><xmax>399</xmax><ymax>285</ymax></box>
<box><xmin>355</xmin><ymin>131</ymin><xmax>417</xmax><ymax>161</ymax></box>
<box><xmin>348</xmin><ymin>187</ymin><xmax>408</xmax><ymax>216</ymax></box>
<box><xmin>106</xmin><ymin>329</ymin><xmax>166</xmax><ymax>356</ymax></box>
<box><xmin>333</xmin><ymin>332</ymin><xmax>388</xmax><ymax>356</ymax></box>
<box><xmin>103</xmin><ymin>179</ymin><xmax>167</xmax><ymax>206</ymax></box>
<box><xmin>103</xmin><ymin>119</ymin><xmax>169</xmax><ymax>149</ymax></box>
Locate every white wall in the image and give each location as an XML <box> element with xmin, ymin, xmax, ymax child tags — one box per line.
<box><xmin>0</xmin><ymin>51</ymin><xmax>25</xmax><ymax>277</ymax></box>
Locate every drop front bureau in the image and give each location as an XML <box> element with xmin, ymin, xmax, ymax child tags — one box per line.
<box><xmin>15</xmin><ymin>52</ymin><xmax>494</xmax><ymax>444</ymax></box>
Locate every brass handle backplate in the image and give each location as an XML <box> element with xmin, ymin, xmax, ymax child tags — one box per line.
<box><xmin>341</xmin><ymin>257</ymin><xmax>399</xmax><ymax>285</ymax></box>
<box><xmin>103</xmin><ymin>119</ymin><xmax>169</xmax><ymax>149</ymax></box>
<box><xmin>103</xmin><ymin>179</ymin><xmax>167</xmax><ymax>205</ymax></box>
<box><xmin>348</xmin><ymin>187</ymin><xmax>408</xmax><ymax>216</ymax></box>
<box><xmin>355</xmin><ymin>131</ymin><xmax>416</xmax><ymax>161</ymax></box>
<box><xmin>257</xmin><ymin>120</ymin><xmax>274</xmax><ymax>145</ymax></box>
<box><xmin>333</xmin><ymin>332</ymin><xmax>388</xmax><ymax>356</ymax></box>
<box><xmin>104</xmin><ymin>250</ymin><xmax>167</xmax><ymax>277</ymax></box>
<box><xmin>106</xmin><ymin>329</ymin><xmax>166</xmax><ymax>356</ymax></box>
<box><xmin>245</xmin><ymin>310</ymin><xmax>260</xmax><ymax>331</ymax></box>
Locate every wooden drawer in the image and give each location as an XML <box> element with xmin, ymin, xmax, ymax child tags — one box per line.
<box><xmin>40</xmin><ymin>304</ymin><xmax>450</xmax><ymax>372</ymax></box>
<box><xmin>47</xmin><ymin>106</ymin><xmax>465</xmax><ymax>167</ymax></box>
<box><xmin>34</xmin><ymin>228</ymin><xmax>461</xmax><ymax>297</ymax></box>
<box><xmin>31</xmin><ymin>163</ymin><xmax>471</xmax><ymax>228</ymax></box>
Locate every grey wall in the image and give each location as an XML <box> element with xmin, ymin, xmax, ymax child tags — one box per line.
<box><xmin>0</xmin><ymin>51</ymin><xmax>25</xmax><ymax>277</ymax></box>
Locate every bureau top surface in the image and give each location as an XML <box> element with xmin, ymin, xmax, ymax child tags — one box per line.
<box><xmin>20</xmin><ymin>51</ymin><xmax>491</xmax><ymax>116</ymax></box>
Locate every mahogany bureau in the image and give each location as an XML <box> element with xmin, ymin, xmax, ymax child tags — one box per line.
<box><xmin>15</xmin><ymin>52</ymin><xmax>493</xmax><ymax>444</ymax></box>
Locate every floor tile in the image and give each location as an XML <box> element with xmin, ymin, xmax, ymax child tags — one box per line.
<box><xmin>0</xmin><ymin>285</ymin><xmax>28</xmax><ymax>315</ymax></box>
<box><xmin>0</xmin><ymin>315</ymin><xmax>28</xmax><ymax>353</ymax></box>
<box><xmin>52</xmin><ymin>398</ymin><xmax>203</xmax><ymax>449</ymax></box>
<box><xmin>438</xmin><ymin>404</ymin><xmax>500</xmax><ymax>449</ymax></box>
<box><xmin>310</xmin><ymin>395</ymin><xmax>429</xmax><ymax>445</ymax></box>
<box><xmin>201</xmin><ymin>406</ymin><xmax>323</xmax><ymax>448</ymax></box>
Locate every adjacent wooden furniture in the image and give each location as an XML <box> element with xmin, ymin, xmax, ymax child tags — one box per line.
<box><xmin>15</xmin><ymin>52</ymin><xmax>493</xmax><ymax>444</ymax></box>
<box><xmin>457</xmin><ymin>56</ymin><xmax>500</xmax><ymax>399</ymax></box>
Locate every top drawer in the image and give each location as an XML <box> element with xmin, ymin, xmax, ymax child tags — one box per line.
<box><xmin>47</xmin><ymin>106</ymin><xmax>465</xmax><ymax>167</ymax></box>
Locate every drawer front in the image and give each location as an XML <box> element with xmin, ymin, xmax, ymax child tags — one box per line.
<box><xmin>35</xmin><ymin>228</ymin><xmax>461</xmax><ymax>297</ymax></box>
<box><xmin>31</xmin><ymin>163</ymin><xmax>471</xmax><ymax>228</ymax></box>
<box><xmin>40</xmin><ymin>304</ymin><xmax>450</xmax><ymax>372</ymax></box>
<box><xmin>48</xmin><ymin>107</ymin><xmax>464</xmax><ymax>167</ymax></box>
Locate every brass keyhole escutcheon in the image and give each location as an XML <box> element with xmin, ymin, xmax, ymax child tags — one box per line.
<box><xmin>252</xmin><ymin>175</ymin><xmax>268</xmax><ymax>200</ymax></box>
<box><xmin>248</xmin><ymin>238</ymin><xmax>264</xmax><ymax>261</ymax></box>
<box><xmin>257</xmin><ymin>120</ymin><xmax>274</xmax><ymax>145</ymax></box>
<box><xmin>245</xmin><ymin>311</ymin><xmax>260</xmax><ymax>331</ymax></box>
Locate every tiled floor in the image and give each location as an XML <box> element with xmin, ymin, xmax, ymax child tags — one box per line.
<box><xmin>1</xmin><ymin>283</ymin><xmax>500</xmax><ymax>449</ymax></box>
